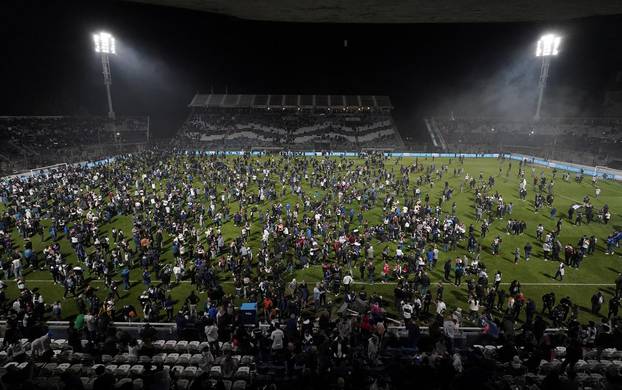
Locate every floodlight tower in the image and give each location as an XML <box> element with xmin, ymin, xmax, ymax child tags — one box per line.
<box><xmin>534</xmin><ymin>33</ymin><xmax>561</xmax><ymax>121</ymax></box>
<box><xmin>93</xmin><ymin>32</ymin><xmax>116</xmax><ymax>120</ymax></box>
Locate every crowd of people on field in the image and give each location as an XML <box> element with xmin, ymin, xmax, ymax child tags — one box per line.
<box><xmin>0</xmin><ymin>150</ymin><xmax>621</xmax><ymax>389</ymax></box>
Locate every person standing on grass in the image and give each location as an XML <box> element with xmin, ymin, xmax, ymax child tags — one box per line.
<box><xmin>591</xmin><ymin>291</ymin><xmax>604</xmax><ymax>315</ymax></box>
<box><xmin>121</xmin><ymin>266</ymin><xmax>130</xmax><ymax>290</ymax></box>
<box><xmin>454</xmin><ymin>262</ymin><xmax>464</xmax><ymax>286</ymax></box>
<box><xmin>524</xmin><ymin>242</ymin><xmax>532</xmax><ymax>261</ymax></box>
<box><xmin>444</xmin><ymin>259</ymin><xmax>452</xmax><ymax>281</ymax></box>
<box><xmin>553</xmin><ymin>262</ymin><xmax>565</xmax><ymax>281</ymax></box>
<box><xmin>142</xmin><ymin>268</ymin><xmax>151</xmax><ymax>287</ymax></box>
<box><xmin>382</xmin><ymin>261</ymin><xmax>390</xmax><ymax>284</ymax></box>
<box><xmin>513</xmin><ymin>248</ymin><xmax>520</xmax><ymax>264</ymax></box>
<box><xmin>185</xmin><ymin>290</ymin><xmax>199</xmax><ymax>318</ymax></box>
<box><xmin>542</xmin><ymin>241</ymin><xmax>552</xmax><ymax>260</ymax></box>
<box><xmin>536</xmin><ymin>224</ymin><xmax>544</xmax><ymax>241</ymax></box>
<box><xmin>494</xmin><ymin>271</ymin><xmax>502</xmax><ymax>290</ymax></box>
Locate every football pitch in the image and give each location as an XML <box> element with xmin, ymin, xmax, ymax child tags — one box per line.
<box><xmin>3</xmin><ymin>155</ymin><xmax>622</xmax><ymax>324</ymax></box>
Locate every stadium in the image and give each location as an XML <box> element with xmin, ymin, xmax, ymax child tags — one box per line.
<box><xmin>2</xmin><ymin>1</ymin><xmax>622</xmax><ymax>389</ymax></box>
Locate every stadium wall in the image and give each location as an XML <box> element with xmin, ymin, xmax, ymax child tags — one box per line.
<box><xmin>5</xmin><ymin>151</ymin><xmax>621</xmax><ymax>181</ymax></box>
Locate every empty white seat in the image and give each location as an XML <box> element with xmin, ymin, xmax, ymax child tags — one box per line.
<box><xmin>575</xmin><ymin>360</ymin><xmax>588</xmax><ymax>372</ymax></box>
<box><xmin>56</xmin><ymin>363</ymin><xmax>71</xmax><ymax>373</ymax></box>
<box><xmin>165</xmin><ymin>353</ymin><xmax>179</xmax><ymax>365</ymax></box>
<box><xmin>105</xmin><ymin>364</ymin><xmax>118</xmax><ymax>374</ymax></box>
<box><xmin>51</xmin><ymin>339</ymin><xmax>68</xmax><ymax>350</ymax></box>
<box><xmin>233</xmin><ymin>380</ymin><xmax>247</xmax><ymax>390</ymax></box>
<box><xmin>114</xmin><ymin>364</ymin><xmax>131</xmax><ymax>377</ymax></box>
<box><xmin>240</xmin><ymin>356</ymin><xmax>253</xmax><ymax>366</ymax></box>
<box><xmin>190</xmin><ymin>354</ymin><xmax>203</xmax><ymax>366</ymax></box>
<box><xmin>188</xmin><ymin>341</ymin><xmax>201</xmax><ymax>353</ymax></box>
<box><xmin>235</xmin><ymin>366</ymin><xmax>250</xmax><ymax>380</ymax></box>
<box><xmin>152</xmin><ymin>353</ymin><xmax>167</xmax><ymax>364</ymax></box>
<box><xmin>178</xmin><ymin>354</ymin><xmax>191</xmax><ymax>365</ymax></box>
<box><xmin>176</xmin><ymin>341</ymin><xmax>188</xmax><ymax>352</ymax></box>
<box><xmin>130</xmin><ymin>364</ymin><xmax>145</xmax><ymax>376</ymax></box>
<box><xmin>602</xmin><ymin>348</ymin><xmax>617</xmax><ymax>359</ymax></box>
<box><xmin>153</xmin><ymin>340</ymin><xmax>166</xmax><ymax>349</ymax></box>
<box><xmin>164</xmin><ymin>340</ymin><xmax>177</xmax><ymax>351</ymax></box>
<box><xmin>117</xmin><ymin>353</ymin><xmax>130</xmax><ymax>363</ymax></box>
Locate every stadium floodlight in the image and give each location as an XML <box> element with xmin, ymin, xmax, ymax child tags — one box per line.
<box><xmin>534</xmin><ymin>33</ymin><xmax>562</xmax><ymax>121</ymax></box>
<box><xmin>536</xmin><ymin>34</ymin><xmax>561</xmax><ymax>57</ymax></box>
<box><xmin>93</xmin><ymin>32</ymin><xmax>116</xmax><ymax>55</ymax></box>
<box><xmin>93</xmin><ymin>31</ymin><xmax>116</xmax><ymax>120</ymax></box>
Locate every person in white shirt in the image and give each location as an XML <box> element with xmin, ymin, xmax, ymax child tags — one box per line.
<box><xmin>270</xmin><ymin>324</ymin><xmax>285</xmax><ymax>352</ymax></box>
<box><xmin>468</xmin><ymin>297</ymin><xmax>480</xmax><ymax>322</ymax></box>
<box><xmin>342</xmin><ymin>273</ymin><xmax>353</xmax><ymax>294</ymax></box>
<box><xmin>402</xmin><ymin>301</ymin><xmax>413</xmax><ymax>320</ymax></box>
<box><xmin>436</xmin><ymin>299</ymin><xmax>447</xmax><ymax>315</ymax></box>
<box><xmin>31</xmin><ymin>333</ymin><xmax>51</xmax><ymax>358</ymax></box>
<box><xmin>11</xmin><ymin>258</ymin><xmax>22</xmax><ymax>279</ymax></box>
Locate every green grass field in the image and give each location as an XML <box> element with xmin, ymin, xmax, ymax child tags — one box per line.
<box><xmin>3</xmin><ymin>155</ymin><xmax>622</xmax><ymax>325</ymax></box>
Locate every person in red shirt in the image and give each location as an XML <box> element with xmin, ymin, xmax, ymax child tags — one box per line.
<box><xmin>383</xmin><ymin>261</ymin><xmax>391</xmax><ymax>283</ymax></box>
<box><xmin>262</xmin><ymin>296</ymin><xmax>273</xmax><ymax>322</ymax></box>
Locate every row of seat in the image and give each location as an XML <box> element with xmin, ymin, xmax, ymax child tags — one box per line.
<box><xmin>47</xmin><ymin>339</ymin><xmax>213</xmax><ymax>354</ymax></box>
<box><xmin>1</xmin><ymin>350</ymin><xmax>254</xmax><ymax>369</ymax></box>
<box><xmin>540</xmin><ymin>359</ymin><xmax>622</xmax><ymax>374</ymax></box>
<box><xmin>25</xmin><ymin>376</ymin><xmax>247</xmax><ymax>390</ymax></box>
<box><xmin>497</xmin><ymin>372</ymin><xmax>609</xmax><ymax>389</ymax></box>
<box><xmin>474</xmin><ymin>344</ymin><xmax>622</xmax><ymax>361</ymax></box>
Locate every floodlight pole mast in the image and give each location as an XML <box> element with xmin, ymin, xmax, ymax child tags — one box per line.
<box><xmin>534</xmin><ymin>56</ymin><xmax>550</xmax><ymax>122</ymax></box>
<box><xmin>100</xmin><ymin>53</ymin><xmax>115</xmax><ymax>120</ymax></box>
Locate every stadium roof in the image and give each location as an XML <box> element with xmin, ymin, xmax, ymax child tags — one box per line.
<box><xmin>189</xmin><ymin>94</ymin><xmax>393</xmax><ymax>109</ymax></box>
<box><xmin>128</xmin><ymin>0</ymin><xmax>622</xmax><ymax>23</ymax></box>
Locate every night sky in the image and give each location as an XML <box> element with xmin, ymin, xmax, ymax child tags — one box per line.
<box><xmin>4</xmin><ymin>0</ymin><xmax>622</xmax><ymax>139</ymax></box>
